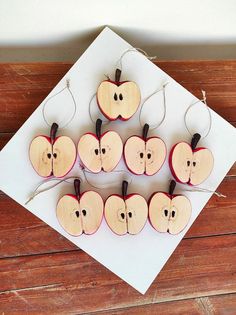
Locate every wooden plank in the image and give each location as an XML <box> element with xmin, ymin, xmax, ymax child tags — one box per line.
<box><xmin>0</xmin><ymin>62</ymin><xmax>70</xmax><ymax>77</ymax></box>
<box><xmin>0</xmin><ymin>133</ymin><xmax>12</xmax><ymax>150</ymax></box>
<box><xmin>0</xmin><ymin>235</ymin><xmax>235</xmax><ymax>314</ymax></box>
<box><xmin>0</xmin><ymin>61</ymin><xmax>236</xmax><ymax>133</ymax></box>
<box><xmin>185</xmin><ymin>176</ymin><xmax>236</xmax><ymax>238</ymax></box>
<box><xmin>0</xmin><ymin>176</ymin><xmax>235</xmax><ymax>258</ymax></box>
<box><xmin>95</xmin><ymin>299</ymin><xmax>204</xmax><ymax>315</ymax></box>
<box><xmin>206</xmin><ymin>293</ymin><xmax>236</xmax><ymax>315</ymax></box>
<box><xmin>95</xmin><ymin>293</ymin><xmax>236</xmax><ymax>315</ymax></box>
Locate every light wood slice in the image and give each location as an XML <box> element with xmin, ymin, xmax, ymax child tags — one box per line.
<box><xmin>29</xmin><ymin>135</ymin><xmax>76</xmax><ymax>177</ymax></box>
<box><xmin>170</xmin><ymin>142</ymin><xmax>193</xmax><ymax>183</ymax></box>
<box><xmin>149</xmin><ymin>192</ymin><xmax>171</xmax><ymax>233</ymax></box>
<box><xmin>105</xmin><ymin>195</ymin><xmax>127</xmax><ymax>235</ymax></box>
<box><xmin>78</xmin><ymin>134</ymin><xmax>102</xmax><ymax>173</ymax></box>
<box><xmin>124</xmin><ymin>136</ymin><xmax>145</xmax><ymax>174</ymax></box>
<box><xmin>53</xmin><ymin>136</ymin><xmax>76</xmax><ymax>177</ymax></box>
<box><xmin>149</xmin><ymin>192</ymin><xmax>192</xmax><ymax>234</ymax></box>
<box><xmin>97</xmin><ymin>81</ymin><xmax>141</xmax><ymax>120</ymax></box>
<box><xmin>56</xmin><ymin>195</ymin><xmax>83</xmax><ymax>236</ymax></box>
<box><xmin>29</xmin><ymin>136</ymin><xmax>53</xmax><ymax>177</ymax></box>
<box><xmin>170</xmin><ymin>142</ymin><xmax>214</xmax><ymax>185</ymax></box>
<box><xmin>78</xmin><ymin>131</ymin><xmax>122</xmax><ymax>173</ymax></box>
<box><xmin>190</xmin><ymin>148</ymin><xmax>214</xmax><ymax>185</ymax></box>
<box><xmin>169</xmin><ymin>195</ymin><xmax>192</xmax><ymax>234</ymax></box>
<box><xmin>125</xmin><ymin>194</ymin><xmax>148</xmax><ymax>234</ymax></box>
<box><xmin>124</xmin><ymin>136</ymin><xmax>166</xmax><ymax>175</ymax></box>
<box><xmin>57</xmin><ymin>192</ymin><xmax>104</xmax><ymax>236</ymax></box>
<box><xmin>105</xmin><ymin>194</ymin><xmax>148</xmax><ymax>235</ymax></box>
<box><xmin>80</xmin><ymin>191</ymin><xmax>104</xmax><ymax>235</ymax></box>
<box><xmin>100</xmin><ymin>131</ymin><xmax>123</xmax><ymax>172</ymax></box>
<box><xmin>145</xmin><ymin>137</ymin><xmax>166</xmax><ymax>175</ymax></box>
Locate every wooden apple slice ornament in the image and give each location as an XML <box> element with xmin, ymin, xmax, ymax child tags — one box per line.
<box><xmin>124</xmin><ymin>123</ymin><xmax>166</xmax><ymax>175</ymax></box>
<box><xmin>169</xmin><ymin>133</ymin><xmax>214</xmax><ymax>186</ymax></box>
<box><xmin>29</xmin><ymin>123</ymin><xmax>76</xmax><ymax>177</ymax></box>
<box><xmin>149</xmin><ymin>180</ymin><xmax>192</xmax><ymax>235</ymax></box>
<box><xmin>56</xmin><ymin>179</ymin><xmax>104</xmax><ymax>236</ymax></box>
<box><xmin>105</xmin><ymin>181</ymin><xmax>148</xmax><ymax>235</ymax></box>
<box><xmin>97</xmin><ymin>68</ymin><xmax>141</xmax><ymax>121</ymax></box>
<box><xmin>78</xmin><ymin>119</ymin><xmax>123</xmax><ymax>173</ymax></box>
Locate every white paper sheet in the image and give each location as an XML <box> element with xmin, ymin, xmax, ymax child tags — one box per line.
<box><xmin>0</xmin><ymin>27</ymin><xmax>236</xmax><ymax>294</ymax></box>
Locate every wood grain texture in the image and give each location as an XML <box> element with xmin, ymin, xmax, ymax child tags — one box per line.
<box><xmin>96</xmin><ymin>294</ymin><xmax>236</xmax><ymax>315</ymax></box>
<box><xmin>0</xmin><ymin>235</ymin><xmax>235</xmax><ymax>313</ymax></box>
<box><xmin>0</xmin><ymin>61</ymin><xmax>236</xmax><ymax>133</ymax></box>
<box><xmin>0</xmin><ymin>61</ymin><xmax>235</xmax><ymax>314</ymax></box>
<box><xmin>1</xmin><ymin>176</ymin><xmax>235</xmax><ymax>259</ymax></box>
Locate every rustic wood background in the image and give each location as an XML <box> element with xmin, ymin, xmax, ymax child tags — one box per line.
<box><xmin>0</xmin><ymin>61</ymin><xmax>235</xmax><ymax>314</ymax></box>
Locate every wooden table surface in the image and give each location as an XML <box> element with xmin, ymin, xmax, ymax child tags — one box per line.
<box><xmin>0</xmin><ymin>61</ymin><xmax>236</xmax><ymax>314</ymax></box>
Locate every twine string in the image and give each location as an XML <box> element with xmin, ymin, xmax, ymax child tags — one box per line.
<box><xmin>25</xmin><ymin>176</ymin><xmax>82</xmax><ymax>205</ymax></box>
<box><xmin>185</xmin><ymin>186</ymin><xmax>226</xmax><ymax>198</ymax></box>
<box><xmin>116</xmin><ymin>47</ymin><xmax>157</xmax><ymax>72</ymax></box>
<box><xmin>139</xmin><ymin>82</ymin><xmax>169</xmax><ymax>130</ymax></box>
<box><xmin>184</xmin><ymin>90</ymin><xmax>212</xmax><ymax>139</ymax></box>
<box><xmin>42</xmin><ymin>79</ymin><xmax>77</xmax><ymax>129</ymax></box>
<box><xmin>80</xmin><ymin>166</ymin><xmax>133</xmax><ymax>190</ymax></box>
<box><xmin>88</xmin><ymin>92</ymin><xmax>110</xmax><ymax>125</ymax></box>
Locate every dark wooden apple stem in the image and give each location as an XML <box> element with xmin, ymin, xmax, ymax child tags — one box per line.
<box><xmin>169</xmin><ymin>180</ymin><xmax>176</xmax><ymax>195</ymax></box>
<box><xmin>96</xmin><ymin>119</ymin><xmax>102</xmax><ymax>139</ymax></box>
<box><xmin>191</xmin><ymin>133</ymin><xmax>201</xmax><ymax>150</ymax></box>
<box><xmin>122</xmin><ymin>181</ymin><xmax>128</xmax><ymax>198</ymax></box>
<box><xmin>115</xmin><ymin>68</ymin><xmax>122</xmax><ymax>82</ymax></box>
<box><xmin>50</xmin><ymin>123</ymin><xmax>59</xmax><ymax>143</ymax></box>
<box><xmin>142</xmin><ymin>123</ymin><xmax>149</xmax><ymax>140</ymax></box>
<box><xmin>74</xmin><ymin>179</ymin><xmax>81</xmax><ymax>200</ymax></box>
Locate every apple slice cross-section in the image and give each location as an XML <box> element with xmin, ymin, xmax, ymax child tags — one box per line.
<box><xmin>56</xmin><ymin>179</ymin><xmax>104</xmax><ymax>236</ymax></box>
<box><xmin>169</xmin><ymin>133</ymin><xmax>214</xmax><ymax>185</ymax></box>
<box><xmin>149</xmin><ymin>180</ymin><xmax>192</xmax><ymax>235</ymax></box>
<box><xmin>29</xmin><ymin>123</ymin><xmax>76</xmax><ymax>177</ymax></box>
<box><xmin>78</xmin><ymin>119</ymin><xmax>123</xmax><ymax>173</ymax></box>
<box><xmin>97</xmin><ymin>69</ymin><xmax>141</xmax><ymax>121</ymax></box>
<box><xmin>105</xmin><ymin>181</ymin><xmax>148</xmax><ymax>235</ymax></box>
<box><xmin>124</xmin><ymin>124</ymin><xmax>166</xmax><ymax>175</ymax></box>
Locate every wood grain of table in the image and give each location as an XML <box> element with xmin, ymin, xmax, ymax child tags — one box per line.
<box><xmin>0</xmin><ymin>61</ymin><xmax>235</xmax><ymax>314</ymax></box>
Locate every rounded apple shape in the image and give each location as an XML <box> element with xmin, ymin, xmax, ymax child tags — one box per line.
<box><xmin>78</xmin><ymin>119</ymin><xmax>123</xmax><ymax>173</ymax></box>
<box><xmin>169</xmin><ymin>133</ymin><xmax>214</xmax><ymax>185</ymax></box>
<box><xmin>56</xmin><ymin>180</ymin><xmax>104</xmax><ymax>236</ymax></box>
<box><xmin>149</xmin><ymin>192</ymin><xmax>192</xmax><ymax>234</ymax></box>
<box><xmin>124</xmin><ymin>124</ymin><xmax>166</xmax><ymax>175</ymax></box>
<box><xmin>29</xmin><ymin>123</ymin><xmax>76</xmax><ymax>177</ymax></box>
<box><xmin>97</xmin><ymin>69</ymin><xmax>141</xmax><ymax>121</ymax></box>
<box><xmin>149</xmin><ymin>181</ymin><xmax>192</xmax><ymax>235</ymax></box>
<box><xmin>104</xmin><ymin>181</ymin><xmax>148</xmax><ymax>235</ymax></box>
